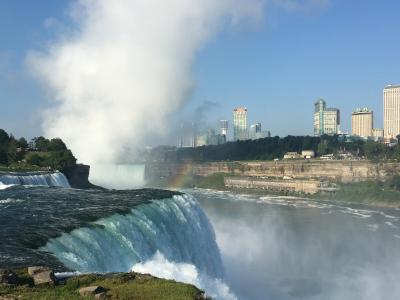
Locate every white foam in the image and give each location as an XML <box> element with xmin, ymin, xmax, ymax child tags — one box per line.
<box><xmin>0</xmin><ymin>182</ymin><xmax>14</xmax><ymax>190</ymax></box>
<box><xmin>0</xmin><ymin>198</ymin><xmax>24</xmax><ymax>204</ymax></box>
<box><xmin>132</xmin><ymin>251</ymin><xmax>236</xmax><ymax>300</ymax></box>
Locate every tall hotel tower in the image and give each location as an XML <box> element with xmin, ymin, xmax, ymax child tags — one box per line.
<box><xmin>351</xmin><ymin>108</ymin><xmax>373</xmax><ymax>138</ymax></box>
<box><xmin>313</xmin><ymin>99</ymin><xmax>340</xmax><ymax>136</ymax></box>
<box><xmin>384</xmin><ymin>85</ymin><xmax>400</xmax><ymax>139</ymax></box>
<box><xmin>233</xmin><ymin>107</ymin><xmax>248</xmax><ymax>141</ymax></box>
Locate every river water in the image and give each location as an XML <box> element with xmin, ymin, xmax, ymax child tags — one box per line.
<box><xmin>1</xmin><ymin>173</ymin><xmax>400</xmax><ymax>299</ymax></box>
<box><xmin>189</xmin><ymin>189</ymin><xmax>400</xmax><ymax>300</ymax></box>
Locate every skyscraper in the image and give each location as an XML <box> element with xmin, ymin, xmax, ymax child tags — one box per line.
<box><xmin>249</xmin><ymin>123</ymin><xmax>261</xmax><ymax>139</ymax></box>
<box><xmin>233</xmin><ymin>107</ymin><xmax>248</xmax><ymax>141</ymax></box>
<box><xmin>313</xmin><ymin>99</ymin><xmax>340</xmax><ymax>136</ymax></box>
<box><xmin>351</xmin><ymin>108</ymin><xmax>373</xmax><ymax>138</ymax></box>
<box><xmin>384</xmin><ymin>84</ymin><xmax>400</xmax><ymax>140</ymax></box>
<box><xmin>220</xmin><ymin>120</ymin><xmax>228</xmax><ymax>136</ymax></box>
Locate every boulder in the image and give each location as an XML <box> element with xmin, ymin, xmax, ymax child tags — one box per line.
<box><xmin>27</xmin><ymin>266</ymin><xmax>56</xmax><ymax>285</ymax></box>
<box><xmin>79</xmin><ymin>286</ymin><xmax>107</xmax><ymax>297</ymax></box>
<box><xmin>27</xmin><ymin>266</ymin><xmax>45</xmax><ymax>276</ymax></box>
<box><xmin>95</xmin><ymin>292</ymin><xmax>107</xmax><ymax>299</ymax></box>
<box><xmin>0</xmin><ymin>269</ymin><xmax>19</xmax><ymax>285</ymax></box>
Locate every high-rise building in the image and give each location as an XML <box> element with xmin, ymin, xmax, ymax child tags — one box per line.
<box><xmin>313</xmin><ymin>99</ymin><xmax>340</xmax><ymax>136</ymax></box>
<box><xmin>351</xmin><ymin>108</ymin><xmax>373</xmax><ymax>138</ymax></box>
<box><xmin>233</xmin><ymin>107</ymin><xmax>248</xmax><ymax>140</ymax></box>
<box><xmin>372</xmin><ymin>128</ymin><xmax>384</xmax><ymax>142</ymax></box>
<box><xmin>384</xmin><ymin>84</ymin><xmax>400</xmax><ymax>139</ymax></box>
<box><xmin>220</xmin><ymin>120</ymin><xmax>228</xmax><ymax>136</ymax></box>
<box><xmin>249</xmin><ymin>123</ymin><xmax>261</xmax><ymax>139</ymax></box>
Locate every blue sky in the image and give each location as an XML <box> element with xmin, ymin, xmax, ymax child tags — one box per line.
<box><xmin>1</xmin><ymin>0</ymin><xmax>400</xmax><ymax>139</ymax></box>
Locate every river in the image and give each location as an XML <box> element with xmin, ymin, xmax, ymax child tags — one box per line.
<box><xmin>190</xmin><ymin>189</ymin><xmax>400</xmax><ymax>300</ymax></box>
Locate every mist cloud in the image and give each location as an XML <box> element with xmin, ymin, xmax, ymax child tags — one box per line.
<box><xmin>28</xmin><ymin>0</ymin><xmax>263</xmax><ymax>172</ymax></box>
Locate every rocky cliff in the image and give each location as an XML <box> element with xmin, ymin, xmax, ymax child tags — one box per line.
<box><xmin>145</xmin><ymin>160</ymin><xmax>400</xmax><ymax>185</ymax></box>
<box><xmin>64</xmin><ymin>164</ymin><xmax>98</xmax><ymax>189</ymax></box>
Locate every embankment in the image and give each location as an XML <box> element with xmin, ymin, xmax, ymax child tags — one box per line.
<box><xmin>146</xmin><ymin>160</ymin><xmax>400</xmax><ymax>183</ymax></box>
<box><xmin>145</xmin><ymin>160</ymin><xmax>400</xmax><ymax>199</ymax></box>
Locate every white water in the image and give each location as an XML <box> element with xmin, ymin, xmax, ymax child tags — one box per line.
<box><xmin>89</xmin><ymin>164</ymin><xmax>145</xmax><ymax>189</ymax></box>
<box><xmin>0</xmin><ymin>172</ymin><xmax>70</xmax><ymax>188</ymax></box>
<box><xmin>132</xmin><ymin>251</ymin><xmax>236</xmax><ymax>300</ymax></box>
<box><xmin>43</xmin><ymin>194</ymin><xmax>231</xmax><ymax>298</ymax></box>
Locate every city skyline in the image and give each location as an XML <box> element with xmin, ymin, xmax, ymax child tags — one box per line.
<box><xmin>0</xmin><ymin>1</ymin><xmax>400</xmax><ymax>141</ymax></box>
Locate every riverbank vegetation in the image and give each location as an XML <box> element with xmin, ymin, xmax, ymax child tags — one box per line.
<box><xmin>141</xmin><ymin>135</ymin><xmax>400</xmax><ymax>162</ymax></box>
<box><xmin>0</xmin><ymin>269</ymin><xmax>205</xmax><ymax>300</ymax></box>
<box><xmin>0</xmin><ymin>129</ymin><xmax>76</xmax><ymax>173</ymax></box>
<box><xmin>320</xmin><ymin>176</ymin><xmax>400</xmax><ymax>207</ymax></box>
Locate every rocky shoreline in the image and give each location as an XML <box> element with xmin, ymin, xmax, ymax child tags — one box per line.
<box><xmin>0</xmin><ymin>266</ymin><xmax>207</xmax><ymax>300</ymax></box>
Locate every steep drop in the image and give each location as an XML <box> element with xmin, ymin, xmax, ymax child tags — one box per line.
<box><xmin>42</xmin><ymin>194</ymin><xmax>223</xmax><ymax>278</ymax></box>
<box><xmin>0</xmin><ymin>172</ymin><xmax>70</xmax><ymax>188</ymax></box>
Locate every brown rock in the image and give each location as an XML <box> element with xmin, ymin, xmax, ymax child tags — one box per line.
<box><xmin>94</xmin><ymin>292</ymin><xmax>107</xmax><ymax>299</ymax></box>
<box><xmin>27</xmin><ymin>266</ymin><xmax>45</xmax><ymax>276</ymax></box>
<box><xmin>27</xmin><ymin>267</ymin><xmax>56</xmax><ymax>285</ymax></box>
<box><xmin>0</xmin><ymin>269</ymin><xmax>19</xmax><ymax>285</ymax></box>
<box><xmin>79</xmin><ymin>286</ymin><xmax>107</xmax><ymax>297</ymax></box>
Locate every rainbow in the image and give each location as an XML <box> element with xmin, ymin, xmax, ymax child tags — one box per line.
<box><xmin>168</xmin><ymin>161</ymin><xmax>194</xmax><ymax>189</ymax></box>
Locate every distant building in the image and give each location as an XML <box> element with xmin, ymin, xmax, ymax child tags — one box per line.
<box><xmin>249</xmin><ymin>123</ymin><xmax>261</xmax><ymax>139</ymax></box>
<box><xmin>179</xmin><ymin>122</ymin><xmax>196</xmax><ymax>148</ymax></box>
<box><xmin>372</xmin><ymin>128</ymin><xmax>384</xmax><ymax>139</ymax></box>
<box><xmin>351</xmin><ymin>108</ymin><xmax>373</xmax><ymax>138</ymax></box>
<box><xmin>249</xmin><ymin>123</ymin><xmax>270</xmax><ymax>140</ymax></box>
<box><xmin>283</xmin><ymin>152</ymin><xmax>302</xmax><ymax>159</ymax></box>
<box><xmin>384</xmin><ymin>84</ymin><xmax>400</xmax><ymax>139</ymax></box>
<box><xmin>195</xmin><ymin>129</ymin><xmax>226</xmax><ymax>147</ymax></box>
<box><xmin>301</xmin><ymin>150</ymin><xmax>315</xmax><ymax>159</ymax></box>
<box><xmin>233</xmin><ymin>107</ymin><xmax>248</xmax><ymax>141</ymax></box>
<box><xmin>313</xmin><ymin>99</ymin><xmax>340</xmax><ymax>136</ymax></box>
<box><xmin>220</xmin><ymin>120</ymin><xmax>228</xmax><ymax>136</ymax></box>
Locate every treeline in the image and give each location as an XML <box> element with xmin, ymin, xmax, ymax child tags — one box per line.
<box><xmin>0</xmin><ymin>129</ymin><xmax>76</xmax><ymax>172</ymax></box>
<box><xmin>144</xmin><ymin>135</ymin><xmax>400</xmax><ymax>162</ymax></box>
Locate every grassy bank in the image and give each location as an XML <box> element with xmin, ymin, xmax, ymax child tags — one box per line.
<box><xmin>0</xmin><ymin>269</ymin><xmax>206</xmax><ymax>300</ymax></box>
<box><xmin>316</xmin><ymin>180</ymin><xmax>400</xmax><ymax>207</ymax></box>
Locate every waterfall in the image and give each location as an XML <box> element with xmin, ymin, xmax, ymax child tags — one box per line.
<box><xmin>0</xmin><ymin>172</ymin><xmax>70</xmax><ymax>188</ymax></box>
<box><xmin>89</xmin><ymin>164</ymin><xmax>145</xmax><ymax>190</ymax></box>
<box><xmin>42</xmin><ymin>194</ymin><xmax>223</xmax><ymax>278</ymax></box>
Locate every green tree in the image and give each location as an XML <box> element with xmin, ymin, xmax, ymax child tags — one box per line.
<box><xmin>0</xmin><ymin>129</ymin><xmax>10</xmax><ymax>164</ymax></box>
<box><xmin>317</xmin><ymin>140</ymin><xmax>329</xmax><ymax>156</ymax></box>
<box><xmin>48</xmin><ymin>138</ymin><xmax>67</xmax><ymax>151</ymax></box>
<box><xmin>27</xmin><ymin>153</ymin><xmax>45</xmax><ymax>166</ymax></box>
<box><xmin>34</xmin><ymin>136</ymin><xmax>50</xmax><ymax>152</ymax></box>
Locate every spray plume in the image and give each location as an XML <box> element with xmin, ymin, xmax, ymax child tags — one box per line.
<box><xmin>28</xmin><ymin>0</ymin><xmax>263</xmax><ymax>184</ymax></box>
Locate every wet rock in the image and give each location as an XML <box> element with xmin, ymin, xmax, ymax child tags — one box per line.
<box><xmin>0</xmin><ymin>269</ymin><xmax>19</xmax><ymax>285</ymax></box>
<box><xmin>27</xmin><ymin>266</ymin><xmax>56</xmax><ymax>285</ymax></box>
<box><xmin>79</xmin><ymin>286</ymin><xmax>107</xmax><ymax>297</ymax></box>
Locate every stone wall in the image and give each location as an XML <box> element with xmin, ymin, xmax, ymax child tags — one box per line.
<box><xmin>224</xmin><ymin>177</ymin><xmax>321</xmax><ymax>194</ymax></box>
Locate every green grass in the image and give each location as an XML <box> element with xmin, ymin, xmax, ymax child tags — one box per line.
<box><xmin>0</xmin><ymin>270</ymin><xmax>206</xmax><ymax>300</ymax></box>
<box><xmin>316</xmin><ymin>180</ymin><xmax>400</xmax><ymax>207</ymax></box>
<box><xmin>194</xmin><ymin>173</ymin><xmax>227</xmax><ymax>189</ymax></box>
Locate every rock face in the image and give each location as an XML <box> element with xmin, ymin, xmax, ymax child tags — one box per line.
<box><xmin>27</xmin><ymin>266</ymin><xmax>56</xmax><ymax>285</ymax></box>
<box><xmin>64</xmin><ymin>164</ymin><xmax>98</xmax><ymax>189</ymax></box>
<box><xmin>0</xmin><ymin>269</ymin><xmax>18</xmax><ymax>285</ymax></box>
<box><xmin>146</xmin><ymin>160</ymin><xmax>400</xmax><ymax>185</ymax></box>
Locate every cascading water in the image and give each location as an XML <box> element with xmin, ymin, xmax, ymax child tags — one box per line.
<box><xmin>89</xmin><ymin>164</ymin><xmax>145</xmax><ymax>190</ymax></box>
<box><xmin>42</xmin><ymin>194</ymin><xmax>222</xmax><ymax>277</ymax></box>
<box><xmin>0</xmin><ymin>172</ymin><xmax>70</xmax><ymax>188</ymax></box>
<box><xmin>42</xmin><ymin>193</ymin><xmax>236</xmax><ymax>299</ymax></box>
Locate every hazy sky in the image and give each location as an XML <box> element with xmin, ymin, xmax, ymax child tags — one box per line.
<box><xmin>1</xmin><ymin>0</ymin><xmax>400</xmax><ymax>140</ymax></box>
